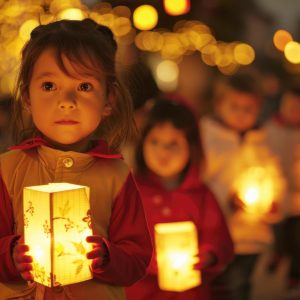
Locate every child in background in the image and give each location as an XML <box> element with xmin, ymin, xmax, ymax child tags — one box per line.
<box><xmin>200</xmin><ymin>71</ymin><xmax>284</xmax><ymax>300</ymax></box>
<box><xmin>126</xmin><ymin>98</ymin><xmax>234</xmax><ymax>300</ymax></box>
<box><xmin>264</xmin><ymin>82</ymin><xmax>300</xmax><ymax>296</ymax></box>
<box><xmin>0</xmin><ymin>19</ymin><xmax>152</xmax><ymax>300</ymax></box>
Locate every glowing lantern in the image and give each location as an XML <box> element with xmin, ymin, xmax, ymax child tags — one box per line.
<box><xmin>163</xmin><ymin>0</ymin><xmax>190</xmax><ymax>16</ymax></box>
<box><xmin>154</xmin><ymin>221</ymin><xmax>200</xmax><ymax>291</ymax></box>
<box><xmin>233</xmin><ymin>166</ymin><xmax>276</xmax><ymax>215</ymax></box>
<box><xmin>23</xmin><ymin>183</ymin><xmax>93</xmax><ymax>287</ymax></box>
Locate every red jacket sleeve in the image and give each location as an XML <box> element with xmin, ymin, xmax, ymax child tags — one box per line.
<box><xmin>199</xmin><ymin>186</ymin><xmax>234</xmax><ymax>277</ymax></box>
<box><xmin>0</xmin><ymin>175</ymin><xmax>22</xmax><ymax>281</ymax></box>
<box><xmin>92</xmin><ymin>173</ymin><xmax>153</xmax><ymax>286</ymax></box>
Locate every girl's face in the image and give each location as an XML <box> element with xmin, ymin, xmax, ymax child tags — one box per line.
<box><xmin>143</xmin><ymin>122</ymin><xmax>190</xmax><ymax>180</ymax></box>
<box><xmin>217</xmin><ymin>89</ymin><xmax>259</xmax><ymax>133</ymax></box>
<box><xmin>27</xmin><ymin>48</ymin><xmax>112</xmax><ymax>151</ymax></box>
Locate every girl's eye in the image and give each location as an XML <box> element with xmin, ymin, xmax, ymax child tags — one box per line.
<box><xmin>42</xmin><ymin>82</ymin><xmax>56</xmax><ymax>91</ymax></box>
<box><xmin>150</xmin><ymin>139</ymin><xmax>158</xmax><ymax>146</ymax></box>
<box><xmin>78</xmin><ymin>82</ymin><xmax>93</xmax><ymax>92</ymax></box>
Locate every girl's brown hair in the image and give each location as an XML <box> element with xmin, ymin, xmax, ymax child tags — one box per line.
<box><xmin>12</xmin><ymin>18</ymin><xmax>136</xmax><ymax>153</ymax></box>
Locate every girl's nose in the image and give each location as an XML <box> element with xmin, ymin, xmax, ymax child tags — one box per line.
<box><xmin>58</xmin><ymin>101</ymin><xmax>75</xmax><ymax>110</ymax></box>
<box><xmin>58</xmin><ymin>92</ymin><xmax>77</xmax><ymax>110</ymax></box>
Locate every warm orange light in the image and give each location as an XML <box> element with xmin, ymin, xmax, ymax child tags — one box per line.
<box><xmin>154</xmin><ymin>221</ymin><xmax>200</xmax><ymax>291</ymax></box>
<box><xmin>19</xmin><ymin>19</ymin><xmax>40</xmax><ymax>41</ymax></box>
<box><xmin>133</xmin><ymin>5</ymin><xmax>158</xmax><ymax>31</ymax></box>
<box><xmin>284</xmin><ymin>41</ymin><xmax>300</xmax><ymax>64</ymax></box>
<box><xmin>57</xmin><ymin>8</ymin><xmax>85</xmax><ymax>20</ymax></box>
<box><xmin>23</xmin><ymin>183</ymin><xmax>93</xmax><ymax>287</ymax></box>
<box><xmin>164</xmin><ymin>0</ymin><xmax>190</xmax><ymax>16</ymax></box>
<box><xmin>273</xmin><ymin>29</ymin><xmax>293</xmax><ymax>52</ymax></box>
<box><xmin>233</xmin><ymin>43</ymin><xmax>255</xmax><ymax>65</ymax></box>
<box><xmin>234</xmin><ymin>167</ymin><xmax>275</xmax><ymax>215</ymax></box>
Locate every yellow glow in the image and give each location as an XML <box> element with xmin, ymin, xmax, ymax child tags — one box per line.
<box><xmin>19</xmin><ymin>19</ymin><xmax>40</xmax><ymax>41</ymax></box>
<box><xmin>161</xmin><ymin>33</ymin><xmax>185</xmax><ymax>59</ymax></box>
<box><xmin>133</xmin><ymin>5</ymin><xmax>158</xmax><ymax>31</ymax></box>
<box><xmin>168</xmin><ymin>251</ymin><xmax>189</xmax><ymax>270</ymax></box>
<box><xmin>284</xmin><ymin>41</ymin><xmax>300</xmax><ymax>64</ymax></box>
<box><xmin>24</xmin><ymin>183</ymin><xmax>93</xmax><ymax>287</ymax></box>
<box><xmin>3</xmin><ymin>4</ymin><xmax>24</xmax><ymax>18</ymax></box>
<box><xmin>234</xmin><ymin>43</ymin><xmax>255</xmax><ymax>65</ymax></box>
<box><xmin>39</xmin><ymin>13</ymin><xmax>55</xmax><ymax>25</ymax></box>
<box><xmin>49</xmin><ymin>0</ymin><xmax>83</xmax><ymax>14</ymax></box>
<box><xmin>156</xmin><ymin>60</ymin><xmax>179</xmax><ymax>83</ymax></box>
<box><xmin>155</xmin><ymin>221</ymin><xmax>200</xmax><ymax>292</ymax></box>
<box><xmin>57</xmin><ymin>8</ymin><xmax>85</xmax><ymax>20</ymax></box>
<box><xmin>164</xmin><ymin>0</ymin><xmax>190</xmax><ymax>16</ymax></box>
<box><xmin>32</xmin><ymin>245</ymin><xmax>44</xmax><ymax>263</ymax></box>
<box><xmin>244</xmin><ymin>186</ymin><xmax>259</xmax><ymax>205</ymax></box>
<box><xmin>193</xmin><ymin>33</ymin><xmax>215</xmax><ymax>51</ymax></box>
<box><xmin>234</xmin><ymin>166</ymin><xmax>276</xmax><ymax>215</ymax></box>
<box><xmin>201</xmin><ymin>44</ymin><xmax>218</xmax><ymax>66</ymax></box>
<box><xmin>218</xmin><ymin>63</ymin><xmax>240</xmax><ymax>75</ymax></box>
<box><xmin>113</xmin><ymin>5</ymin><xmax>131</xmax><ymax>18</ymax></box>
<box><xmin>113</xmin><ymin>17</ymin><xmax>131</xmax><ymax>37</ymax></box>
<box><xmin>144</xmin><ymin>31</ymin><xmax>164</xmax><ymax>51</ymax></box>
<box><xmin>97</xmin><ymin>13</ymin><xmax>115</xmax><ymax>28</ymax></box>
<box><xmin>273</xmin><ymin>29</ymin><xmax>293</xmax><ymax>52</ymax></box>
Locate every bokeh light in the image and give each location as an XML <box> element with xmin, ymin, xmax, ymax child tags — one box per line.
<box><xmin>284</xmin><ymin>41</ymin><xmax>300</xmax><ymax>64</ymax></box>
<box><xmin>133</xmin><ymin>5</ymin><xmax>158</xmax><ymax>31</ymax></box>
<box><xmin>57</xmin><ymin>8</ymin><xmax>85</xmax><ymax>20</ymax></box>
<box><xmin>164</xmin><ymin>0</ymin><xmax>190</xmax><ymax>16</ymax></box>
<box><xmin>233</xmin><ymin>43</ymin><xmax>255</xmax><ymax>65</ymax></box>
<box><xmin>155</xmin><ymin>60</ymin><xmax>179</xmax><ymax>91</ymax></box>
<box><xmin>273</xmin><ymin>29</ymin><xmax>293</xmax><ymax>52</ymax></box>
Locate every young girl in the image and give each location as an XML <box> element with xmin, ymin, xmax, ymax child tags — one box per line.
<box><xmin>126</xmin><ymin>98</ymin><xmax>234</xmax><ymax>300</ymax></box>
<box><xmin>0</xmin><ymin>19</ymin><xmax>152</xmax><ymax>300</ymax></box>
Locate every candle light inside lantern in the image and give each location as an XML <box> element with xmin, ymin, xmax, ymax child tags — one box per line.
<box><xmin>154</xmin><ymin>221</ymin><xmax>201</xmax><ymax>291</ymax></box>
<box><xmin>23</xmin><ymin>183</ymin><xmax>93</xmax><ymax>287</ymax></box>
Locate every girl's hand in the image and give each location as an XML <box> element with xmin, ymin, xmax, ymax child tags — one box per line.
<box><xmin>86</xmin><ymin>235</ymin><xmax>109</xmax><ymax>271</ymax></box>
<box><xmin>193</xmin><ymin>249</ymin><xmax>217</xmax><ymax>271</ymax></box>
<box><xmin>230</xmin><ymin>194</ymin><xmax>245</xmax><ymax>212</ymax></box>
<box><xmin>12</xmin><ymin>242</ymin><xmax>34</xmax><ymax>281</ymax></box>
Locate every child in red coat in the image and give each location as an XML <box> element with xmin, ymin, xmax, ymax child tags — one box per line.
<box><xmin>126</xmin><ymin>98</ymin><xmax>234</xmax><ymax>300</ymax></box>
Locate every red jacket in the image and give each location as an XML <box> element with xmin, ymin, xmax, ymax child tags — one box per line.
<box><xmin>0</xmin><ymin>137</ymin><xmax>152</xmax><ymax>300</ymax></box>
<box><xmin>126</xmin><ymin>165</ymin><xmax>234</xmax><ymax>300</ymax></box>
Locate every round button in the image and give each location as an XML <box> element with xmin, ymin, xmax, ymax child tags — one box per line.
<box><xmin>62</xmin><ymin>157</ymin><xmax>74</xmax><ymax>168</ymax></box>
<box><xmin>161</xmin><ymin>206</ymin><xmax>171</xmax><ymax>216</ymax></box>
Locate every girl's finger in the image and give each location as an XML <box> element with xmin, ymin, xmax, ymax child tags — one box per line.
<box><xmin>91</xmin><ymin>258</ymin><xmax>104</xmax><ymax>270</ymax></box>
<box><xmin>14</xmin><ymin>244</ymin><xmax>30</xmax><ymax>253</ymax></box>
<box><xmin>15</xmin><ymin>254</ymin><xmax>33</xmax><ymax>264</ymax></box>
<box><xmin>86</xmin><ymin>247</ymin><xmax>103</xmax><ymax>260</ymax></box>
<box><xmin>17</xmin><ymin>262</ymin><xmax>33</xmax><ymax>273</ymax></box>
<box><xmin>21</xmin><ymin>271</ymin><xmax>34</xmax><ymax>281</ymax></box>
<box><xmin>86</xmin><ymin>235</ymin><xmax>103</xmax><ymax>244</ymax></box>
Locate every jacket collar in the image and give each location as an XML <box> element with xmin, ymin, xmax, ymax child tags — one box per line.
<box><xmin>137</xmin><ymin>164</ymin><xmax>201</xmax><ymax>191</ymax></box>
<box><xmin>10</xmin><ymin>137</ymin><xmax>122</xmax><ymax>160</ymax></box>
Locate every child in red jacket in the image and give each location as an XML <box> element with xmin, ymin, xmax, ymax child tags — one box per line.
<box><xmin>126</xmin><ymin>98</ymin><xmax>234</xmax><ymax>300</ymax></box>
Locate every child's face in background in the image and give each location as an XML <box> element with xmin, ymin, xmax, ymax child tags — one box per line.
<box><xmin>27</xmin><ymin>48</ymin><xmax>112</xmax><ymax>151</ymax></box>
<box><xmin>216</xmin><ymin>89</ymin><xmax>260</xmax><ymax>133</ymax></box>
<box><xmin>143</xmin><ymin>122</ymin><xmax>190</xmax><ymax>180</ymax></box>
<box><xmin>280</xmin><ymin>93</ymin><xmax>300</xmax><ymax>126</ymax></box>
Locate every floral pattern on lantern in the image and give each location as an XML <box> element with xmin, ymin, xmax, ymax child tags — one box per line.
<box><xmin>23</xmin><ymin>183</ymin><xmax>93</xmax><ymax>287</ymax></box>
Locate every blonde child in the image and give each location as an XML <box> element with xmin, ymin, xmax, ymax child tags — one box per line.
<box><xmin>0</xmin><ymin>19</ymin><xmax>152</xmax><ymax>300</ymax></box>
<box><xmin>126</xmin><ymin>98</ymin><xmax>234</xmax><ymax>300</ymax></box>
<box><xmin>200</xmin><ymin>72</ymin><xmax>284</xmax><ymax>300</ymax></box>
